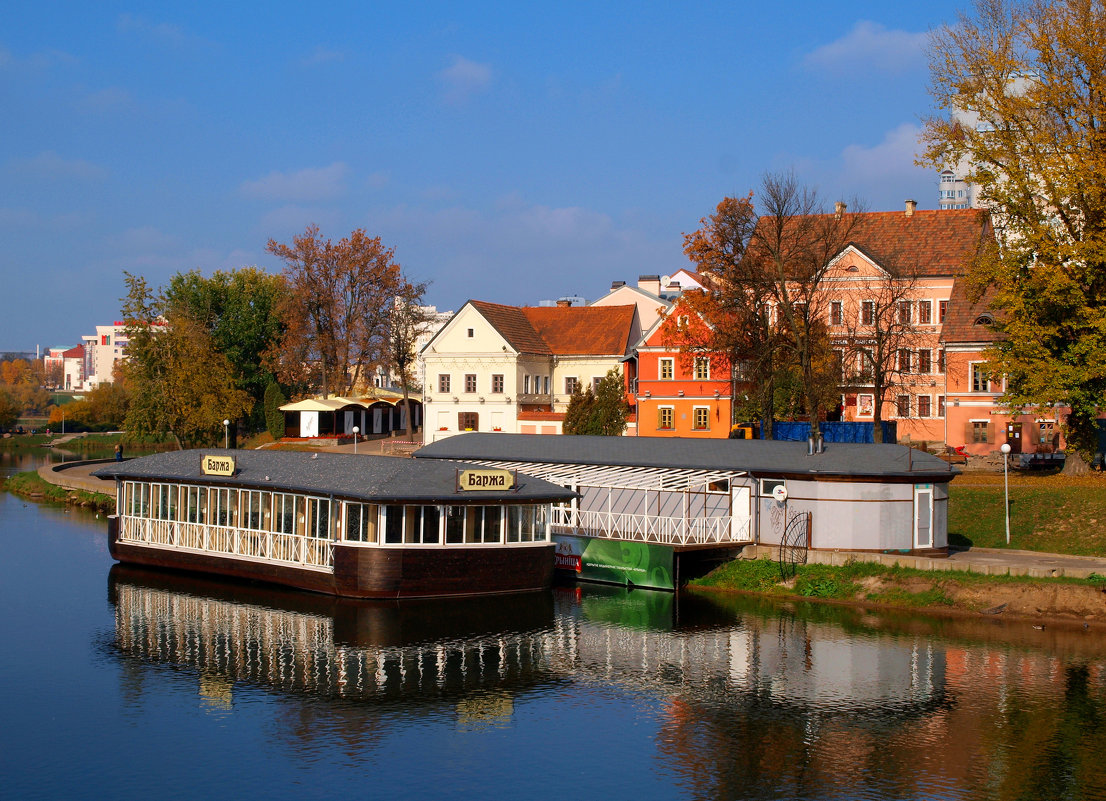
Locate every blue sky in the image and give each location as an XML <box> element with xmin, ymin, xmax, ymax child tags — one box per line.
<box><xmin>2</xmin><ymin>1</ymin><xmax>966</xmax><ymax>352</ymax></box>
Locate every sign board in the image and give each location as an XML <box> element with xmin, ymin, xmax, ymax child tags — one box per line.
<box><xmin>457</xmin><ymin>468</ymin><xmax>516</xmax><ymax>491</ymax></box>
<box><xmin>202</xmin><ymin>455</ymin><xmax>236</xmax><ymax>476</ymax></box>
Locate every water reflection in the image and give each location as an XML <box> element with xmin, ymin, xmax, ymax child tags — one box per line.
<box><xmin>105</xmin><ymin>566</ymin><xmax>1106</xmax><ymax>800</ymax></box>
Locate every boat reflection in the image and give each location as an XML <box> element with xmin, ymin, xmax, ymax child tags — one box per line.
<box><xmin>108</xmin><ymin>565</ymin><xmax>561</xmax><ymax>712</ymax></box>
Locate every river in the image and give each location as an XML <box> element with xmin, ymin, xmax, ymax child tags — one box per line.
<box><xmin>3</xmin><ymin>450</ymin><xmax>1105</xmax><ymax>800</ymax></box>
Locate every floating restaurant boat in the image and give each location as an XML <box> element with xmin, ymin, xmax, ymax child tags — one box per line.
<box><xmin>94</xmin><ymin>449</ymin><xmax>575</xmax><ymax>599</ymax></box>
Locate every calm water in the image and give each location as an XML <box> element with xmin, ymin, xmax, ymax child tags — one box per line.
<box><xmin>3</xmin><ymin>451</ymin><xmax>1106</xmax><ymax>801</ymax></box>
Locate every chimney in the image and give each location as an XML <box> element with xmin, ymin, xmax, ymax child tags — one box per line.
<box><xmin>611</xmin><ymin>280</ymin><xmax>626</xmax><ymax>289</ymax></box>
<box><xmin>834</xmin><ymin>201</ymin><xmax>847</xmax><ymax>219</ymax></box>
<box><xmin>638</xmin><ymin>274</ymin><xmax>662</xmax><ymax>296</ymax></box>
<box><xmin>556</xmin><ymin>299</ymin><xmax>571</xmax><ymax>307</ymax></box>
<box><xmin>905</xmin><ymin>199</ymin><xmax>917</xmax><ymax>217</ymax></box>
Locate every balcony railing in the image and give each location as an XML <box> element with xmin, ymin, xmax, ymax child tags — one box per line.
<box><xmin>551</xmin><ymin>507</ymin><xmax>750</xmax><ymax>546</ymax></box>
<box><xmin>119</xmin><ymin>516</ymin><xmax>334</xmax><ymax>571</ymax></box>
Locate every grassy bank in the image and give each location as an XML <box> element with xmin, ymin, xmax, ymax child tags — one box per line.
<box><xmin>948</xmin><ymin>470</ymin><xmax>1106</xmax><ymax>555</ymax></box>
<box><xmin>691</xmin><ymin>557</ymin><xmax>1106</xmax><ymax>623</ymax></box>
<box><xmin>3</xmin><ymin>470</ymin><xmax>115</xmax><ymax>514</ymax></box>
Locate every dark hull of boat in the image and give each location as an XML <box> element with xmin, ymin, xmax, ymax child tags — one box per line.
<box><xmin>108</xmin><ymin>518</ymin><xmax>555</xmax><ymax>599</ymax></box>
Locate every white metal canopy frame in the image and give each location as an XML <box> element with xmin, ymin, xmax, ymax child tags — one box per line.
<box><xmin>456</xmin><ymin>458</ymin><xmax>753</xmax><ymax>545</ymax></box>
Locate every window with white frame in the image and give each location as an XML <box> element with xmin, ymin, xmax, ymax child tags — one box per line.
<box><xmin>939</xmin><ymin>300</ymin><xmax>948</xmax><ymax>323</ymax></box>
<box><xmin>897</xmin><ymin>300</ymin><xmax>912</xmax><ymax>325</ymax></box>
<box><xmin>971</xmin><ymin>363</ymin><xmax>989</xmax><ymax>392</ymax></box>
<box><xmin>693</xmin><ymin>357</ymin><xmax>710</xmax><ymax>380</ymax></box>
<box><xmin>861</xmin><ymin>300</ymin><xmax>875</xmax><ymax>326</ymax></box>
<box><xmin>937</xmin><ymin>396</ymin><xmax>945</xmax><ymax>417</ymax></box>
<box><xmin>917</xmin><ymin>395</ymin><xmax>931</xmax><ymax>417</ymax></box>
<box><xmin>659</xmin><ymin>358</ymin><xmax>674</xmax><ymax>380</ymax></box>
<box><xmin>830</xmin><ymin>301</ymin><xmax>843</xmax><ymax>326</ymax></box>
<box><xmin>918</xmin><ymin>300</ymin><xmax>932</xmax><ymax>324</ymax></box>
<box><xmin>896</xmin><ymin>394</ymin><xmax>910</xmax><ymax>417</ymax></box>
<box><xmin>917</xmin><ymin>349</ymin><xmax>932</xmax><ymax>374</ymax></box>
<box><xmin>565</xmin><ymin>376</ymin><xmax>579</xmax><ymax>395</ymax></box>
<box><xmin>592</xmin><ymin>376</ymin><xmax>602</xmax><ymax>392</ymax></box>
<box><xmin>523</xmin><ymin>375</ymin><xmax>531</xmax><ymax>394</ymax></box>
<box><xmin>898</xmin><ymin>348</ymin><xmax>912</xmax><ymax>373</ymax></box>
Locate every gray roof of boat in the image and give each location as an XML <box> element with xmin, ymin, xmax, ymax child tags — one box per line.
<box><xmin>414</xmin><ymin>433</ymin><xmax>957</xmax><ymax>480</ymax></box>
<box><xmin>92</xmin><ymin>449</ymin><xmax>576</xmax><ymax>503</ymax></box>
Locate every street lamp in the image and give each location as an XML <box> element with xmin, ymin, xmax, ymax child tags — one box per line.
<box><xmin>223</xmin><ymin>418</ymin><xmax>230</xmax><ymax>449</ymax></box>
<box><xmin>352</xmin><ymin>425</ymin><xmax>359</xmax><ymax>454</ymax></box>
<box><xmin>1000</xmin><ymin>442</ymin><xmax>1012</xmax><ymax>545</ymax></box>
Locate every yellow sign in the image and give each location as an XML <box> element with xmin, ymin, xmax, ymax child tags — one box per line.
<box><xmin>202</xmin><ymin>454</ymin><xmax>236</xmax><ymax>476</ymax></box>
<box><xmin>458</xmin><ymin>468</ymin><xmax>515</xmax><ymax>491</ymax></box>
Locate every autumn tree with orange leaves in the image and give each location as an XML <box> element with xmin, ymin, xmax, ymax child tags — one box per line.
<box><xmin>678</xmin><ymin>175</ymin><xmax>860</xmax><ymax>439</ymax></box>
<box><xmin>267</xmin><ymin>225</ymin><xmax>414</xmax><ymax>398</ymax></box>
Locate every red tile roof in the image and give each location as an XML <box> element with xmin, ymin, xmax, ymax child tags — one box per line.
<box><xmin>524</xmin><ymin>305</ymin><xmax>636</xmax><ymax>355</ymax></box>
<box><xmin>843</xmin><ymin>209</ymin><xmax>992</xmax><ymax>277</ymax></box>
<box><xmin>751</xmin><ymin>208</ymin><xmax>992</xmax><ymax>278</ymax></box>
<box><xmin>940</xmin><ymin>279</ymin><xmax>1001</xmax><ymax>344</ymax></box>
<box><xmin>469</xmin><ymin>301</ymin><xmax>636</xmax><ymax>356</ymax></box>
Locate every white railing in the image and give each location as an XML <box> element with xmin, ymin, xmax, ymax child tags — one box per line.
<box><xmin>551</xmin><ymin>508</ymin><xmax>750</xmax><ymax>545</ymax></box>
<box><xmin>119</xmin><ymin>516</ymin><xmax>334</xmax><ymax>570</ymax></box>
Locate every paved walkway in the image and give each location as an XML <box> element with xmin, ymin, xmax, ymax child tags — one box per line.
<box><xmin>38</xmin><ymin>456</ymin><xmax>1106</xmax><ymax>581</ymax></box>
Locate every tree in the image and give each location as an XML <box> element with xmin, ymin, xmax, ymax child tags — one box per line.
<box><xmin>680</xmin><ymin>177</ymin><xmax>861</xmax><ymax>439</ymax></box>
<box><xmin>563</xmin><ymin>369</ymin><xmax>629</xmax><ymax>435</ymax></box>
<box><xmin>921</xmin><ymin>0</ymin><xmax>1106</xmax><ymax>471</ymax></box>
<box><xmin>120</xmin><ymin>272</ymin><xmax>253</xmax><ymax>448</ymax></box>
<box><xmin>680</xmin><ymin>194</ymin><xmax>782</xmax><ymax>438</ymax></box>
<box><xmin>267</xmin><ymin>225</ymin><xmax>407</xmax><ymax>398</ymax></box>
<box><xmin>163</xmin><ymin>268</ymin><xmax>288</xmax><ymax>432</ymax></box>
<box><xmin>0</xmin><ymin>386</ymin><xmax>18</xmax><ymax>430</ymax></box>
<box><xmin>53</xmin><ymin>381</ymin><xmax>130</xmax><ymax>430</ymax></box>
<box><xmin>386</xmin><ymin>281</ymin><xmax>434</xmax><ymax>440</ymax></box>
<box><xmin>263</xmin><ymin>380</ymin><xmax>287</xmax><ymax>440</ymax></box>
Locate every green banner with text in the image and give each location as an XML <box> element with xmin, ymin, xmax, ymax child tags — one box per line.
<box><xmin>554</xmin><ymin>535</ymin><xmax>674</xmax><ymax>590</ymax></box>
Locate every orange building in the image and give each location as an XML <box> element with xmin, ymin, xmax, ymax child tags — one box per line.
<box><xmin>628</xmin><ymin>300</ymin><xmax>734</xmax><ymax>438</ymax></box>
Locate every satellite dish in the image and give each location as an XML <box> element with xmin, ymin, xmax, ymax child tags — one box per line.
<box><xmin>772</xmin><ymin>484</ymin><xmax>788</xmax><ymax>503</ymax></box>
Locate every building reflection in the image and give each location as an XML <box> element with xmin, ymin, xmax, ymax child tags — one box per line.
<box><xmin>108</xmin><ymin>568</ymin><xmax>1106</xmax><ymax>800</ymax></box>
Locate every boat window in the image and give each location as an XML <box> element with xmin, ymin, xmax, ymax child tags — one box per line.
<box><xmin>209</xmin><ymin>488</ymin><xmax>235</xmax><ymax>527</ymax></box>
<box><xmin>183</xmin><ymin>486</ymin><xmax>205</xmax><ymax>523</ymax></box>
<box><xmin>273</xmin><ymin>493</ymin><xmax>297</xmax><ymax>535</ymax></box>
<box><xmin>241</xmin><ymin>490</ymin><xmax>265</xmax><ymax>531</ymax></box>
<box><xmin>533</xmin><ymin>506</ymin><xmax>548</xmax><ymax>541</ymax></box>
<box><xmin>308</xmin><ymin>498</ymin><xmax>331</xmax><ymax>539</ymax></box>
<box><xmin>421</xmin><ymin>506</ymin><xmax>440</xmax><ymax>544</ymax></box>
<box><xmin>384</xmin><ymin>505</ymin><xmax>403</xmax><ymax>544</ymax></box>
<box><xmin>472</xmin><ymin>506</ymin><xmax>502</xmax><ymax>544</ymax></box>
<box><xmin>445</xmin><ymin>506</ymin><xmax>465</xmax><ymax>544</ymax></box>
<box><xmin>507</xmin><ymin>506</ymin><xmax>521</xmax><ymax>542</ymax></box>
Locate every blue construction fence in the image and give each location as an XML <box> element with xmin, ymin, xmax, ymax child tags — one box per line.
<box><xmin>766</xmin><ymin>420</ymin><xmax>897</xmax><ymax>444</ymax></box>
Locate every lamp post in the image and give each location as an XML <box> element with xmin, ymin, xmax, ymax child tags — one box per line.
<box><xmin>223</xmin><ymin>418</ymin><xmax>230</xmax><ymax>449</ymax></box>
<box><xmin>1000</xmin><ymin>442</ymin><xmax>1011</xmax><ymax>545</ymax></box>
<box><xmin>352</xmin><ymin>425</ymin><xmax>359</xmax><ymax>454</ymax></box>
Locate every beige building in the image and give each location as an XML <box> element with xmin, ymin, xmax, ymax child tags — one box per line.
<box><xmin>420</xmin><ymin>300</ymin><xmax>638</xmax><ymax>442</ymax></box>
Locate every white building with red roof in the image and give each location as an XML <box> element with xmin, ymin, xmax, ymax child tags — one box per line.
<box><xmin>420</xmin><ymin>300</ymin><xmax>639</xmax><ymax>442</ymax></box>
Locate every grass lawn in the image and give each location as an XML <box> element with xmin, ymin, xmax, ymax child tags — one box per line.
<box><xmin>948</xmin><ymin>469</ymin><xmax>1106</xmax><ymax>555</ymax></box>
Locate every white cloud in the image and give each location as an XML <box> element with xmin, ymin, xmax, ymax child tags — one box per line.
<box><xmin>437</xmin><ymin>56</ymin><xmax>493</xmax><ymax>104</ymax></box>
<box><xmin>840</xmin><ymin>122</ymin><xmax>925</xmax><ymax>182</ymax></box>
<box><xmin>110</xmin><ymin>226</ymin><xmax>180</xmax><ymax>254</ymax></box>
<box><xmin>301</xmin><ymin>47</ymin><xmax>345</xmax><ymax>67</ymax></box>
<box><xmin>77</xmin><ymin>86</ymin><xmax>132</xmax><ymax>113</ymax></box>
<box><xmin>367</xmin><ymin>197</ymin><xmax>674</xmax><ymax>307</ymax></box>
<box><xmin>802</xmin><ymin>21</ymin><xmax>928</xmax><ymax>75</ymax></box>
<box><xmin>116</xmin><ymin>13</ymin><xmax>210</xmax><ymax>49</ymax></box>
<box><xmin>8</xmin><ymin>151</ymin><xmax>108</xmax><ymax>181</ymax></box>
<box><xmin>257</xmin><ymin>205</ymin><xmax>344</xmax><ymax>238</ymax></box>
<box><xmin>240</xmin><ymin>163</ymin><xmax>348</xmax><ymax>202</ymax></box>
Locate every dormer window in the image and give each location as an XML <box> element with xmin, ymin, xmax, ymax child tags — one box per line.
<box><xmin>974</xmin><ymin>313</ymin><xmax>994</xmax><ymax>326</ymax></box>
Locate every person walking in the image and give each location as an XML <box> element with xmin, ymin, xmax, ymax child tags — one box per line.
<box><xmin>114</xmin><ymin>443</ymin><xmax>123</xmax><ymax>462</ymax></box>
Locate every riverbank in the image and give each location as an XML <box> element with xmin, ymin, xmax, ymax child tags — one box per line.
<box><xmin>690</xmin><ymin>557</ymin><xmax>1106</xmax><ymax>627</ymax></box>
<box><xmin>2</xmin><ymin>470</ymin><xmax>114</xmax><ymax>514</ymax></box>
